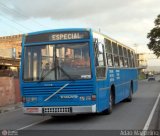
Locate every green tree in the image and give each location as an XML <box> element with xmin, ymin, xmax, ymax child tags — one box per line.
<box><xmin>147</xmin><ymin>14</ymin><xmax>160</xmax><ymax>57</ymax></box>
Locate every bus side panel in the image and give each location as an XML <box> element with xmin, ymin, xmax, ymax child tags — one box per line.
<box><xmin>121</xmin><ymin>68</ymin><xmax>138</xmax><ymax>101</ymax></box>
<box><xmin>96</xmin><ymin>81</ymin><xmax>110</xmax><ymax>113</ymax></box>
<box><xmin>107</xmin><ymin>68</ymin><xmax>124</xmax><ymax>104</ymax></box>
<box><xmin>121</xmin><ymin>69</ymin><xmax>129</xmax><ymax>101</ymax></box>
<box><xmin>133</xmin><ymin>69</ymin><xmax>138</xmax><ymax>93</ymax></box>
<box><xmin>108</xmin><ymin>68</ymin><xmax>138</xmax><ymax>104</ymax></box>
<box><xmin>121</xmin><ymin>69</ymin><xmax>130</xmax><ymax>100</ymax></box>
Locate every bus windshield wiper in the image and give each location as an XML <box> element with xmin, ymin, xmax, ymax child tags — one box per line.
<box><xmin>38</xmin><ymin>66</ymin><xmax>56</xmax><ymax>83</ymax></box>
<box><xmin>57</xmin><ymin>65</ymin><xmax>75</xmax><ymax>81</ymax></box>
<box><xmin>38</xmin><ymin>65</ymin><xmax>75</xmax><ymax>83</ymax></box>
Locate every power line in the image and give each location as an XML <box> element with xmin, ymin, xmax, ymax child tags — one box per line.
<box><xmin>0</xmin><ymin>16</ymin><xmax>24</xmax><ymax>34</ymax></box>
<box><xmin>0</xmin><ymin>1</ymin><xmax>47</xmax><ymax>28</ymax></box>
<box><xmin>0</xmin><ymin>2</ymin><xmax>26</xmax><ymax>20</ymax></box>
<box><xmin>0</xmin><ymin>11</ymin><xmax>33</xmax><ymax>31</ymax></box>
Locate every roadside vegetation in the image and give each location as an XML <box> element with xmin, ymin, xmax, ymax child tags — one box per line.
<box><xmin>138</xmin><ymin>72</ymin><xmax>146</xmax><ymax>80</ymax></box>
<box><xmin>147</xmin><ymin>14</ymin><xmax>160</xmax><ymax>57</ymax></box>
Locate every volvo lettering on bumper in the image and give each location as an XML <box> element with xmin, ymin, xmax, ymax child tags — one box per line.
<box><xmin>60</xmin><ymin>95</ymin><xmax>78</xmax><ymax>99</ymax></box>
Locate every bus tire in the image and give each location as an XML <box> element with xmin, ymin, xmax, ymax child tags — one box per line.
<box><xmin>125</xmin><ymin>84</ymin><xmax>133</xmax><ymax>102</ymax></box>
<box><xmin>102</xmin><ymin>91</ymin><xmax>113</xmax><ymax>115</ymax></box>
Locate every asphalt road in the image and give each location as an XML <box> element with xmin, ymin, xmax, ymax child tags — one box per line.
<box><xmin>0</xmin><ymin>80</ymin><xmax>160</xmax><ymax>135</ymax></box>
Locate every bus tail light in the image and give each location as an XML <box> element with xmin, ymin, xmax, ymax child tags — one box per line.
<box><xmin>22</xmin><ymin>97</ymin><xmax>26</xmax><ymax>103</ymax></box>
<box><xmin>91</xmin><ymin>95</ymin><xmax>96</xmax><ymax>101</ymax></box>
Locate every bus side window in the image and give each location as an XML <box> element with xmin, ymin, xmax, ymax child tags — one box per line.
<box><xmin>118</xmin><ymin>45</ymin><xmax>124</xmax><ymax>67</ymax></box>
<box><xmin>94</xmin><ymin>38</ymin><xmax>106</xmax><ymax>79</ymax></box>
<box><xmin>128</xmin><ymin>50</ymin><xmax>132</xmax><ymax>67</ymax></box>
<box><xmin>106</xmin><ymin>54</ymin><xmax>114</xmax><ymax>67</ymax></box>
<box><xmin>123</xmin><ymin>47</ymin><xmax>129</xmax><ymax>67</ymax></box>
<box><xmin>104</xmin><ymin>39</ymin><xmax>113</xmax><ymax>67</ymax></box>
<box><xmin>131</xmin><ymin>51</ymin><xmax>135</xmax><ymax>67</ymax></box>
<box><xmin>134</xmin><ymin>53</ymin><xmax>137</xmax><ymax>67</ymax></box>
<box><xmin>112</xmin><ymin>42</ymin><xmax>120</xmax><ymax>67</ymax></box>
<box><xmin>119</xmin><ymin>56</ymin><xmax>124</xmax><ymax>67</ymax></box>
<box><xmin>124</xmin><ymin>58</ymin><xmax>128</xmax><ymax>67</ymax></box>
<box><xmin>114</xmin><ymin>55</ymin><xmax>120</xmax><ymax>67</ymax></box>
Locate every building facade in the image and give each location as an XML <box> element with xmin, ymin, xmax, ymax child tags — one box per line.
<box><xmin>0</xmin><ymin>35</ymin><xmax>22</xmax><ymax>77</ymax></box>
<box><xmin>136</xmin><ymin>53</ymin><xmax>147</xmax><ymax>69</ymax></box>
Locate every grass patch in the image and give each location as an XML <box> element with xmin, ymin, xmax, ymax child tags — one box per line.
<box><xmin>138</xmin><ymin>73</ymin><xmax>146</xmax><ymax>80</ymax></box>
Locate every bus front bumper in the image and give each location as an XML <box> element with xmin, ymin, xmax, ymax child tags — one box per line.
<box><xmin>23</xmin><ymin>105</ymin><xmax>96</xmax><ymax>115</ymax></box>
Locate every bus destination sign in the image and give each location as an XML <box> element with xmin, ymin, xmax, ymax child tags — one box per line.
<box><xmin>25</xmin><ymin>31</ymin><xmax>89</xmax><ymax>44</ymax></box>
<box><xmin>50</xmin><ymin>32</ymin><xmax>88</xmax><ymax>41</ymax></box>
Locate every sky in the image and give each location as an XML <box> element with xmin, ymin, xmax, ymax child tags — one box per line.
<box><xmin>0</xmin><ymin>0</ymin><xmax>160</xmax><ymax>65</ymax></box>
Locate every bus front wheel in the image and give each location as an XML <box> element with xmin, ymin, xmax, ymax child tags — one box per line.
<box><xmin>102</xmin><ymin>91</ymin><xmax>113</xmax><ymax>115</ymax></box>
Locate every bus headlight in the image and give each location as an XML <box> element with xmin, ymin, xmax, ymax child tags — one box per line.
<box><xmin>22</xmin><ymin>97</ymin><xmax>37</xmax><ymax>103</ymax></box>
<box><xmin>79</xmin><ymin>96</ymin><xmax>85</xmax><ymax>101</ymax></box>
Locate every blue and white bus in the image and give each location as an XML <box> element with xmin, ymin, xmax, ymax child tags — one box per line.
<box><xmin>20</xmin><ymin>28</ymin><xmax>138</xmax><ymax>115</ymax></box>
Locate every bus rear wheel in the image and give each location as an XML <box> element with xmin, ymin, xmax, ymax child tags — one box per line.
<box><xmin>125</xmin><ymin>84</ymin><xmax>133</xmax><ymax>102</ymax></box>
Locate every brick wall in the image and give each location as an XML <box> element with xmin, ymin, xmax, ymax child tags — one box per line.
<box><xmin>0</xmin><ymin>77</ymin><xmax>21</xmax><ymax>107</ymax></box>
<box><xmin>14</xmin><ymin>79</ymin><xmax>21</xmax><ymax>103</ymax></box>
<box><xmin>0</xmin><ymin>35</ymin><xmax>22</xmax><ymax>106</ymax></box>
<box><xmin>0</xmin><ymin>35</ymin><xmax>22</xmax><ymax>59</ymax></box>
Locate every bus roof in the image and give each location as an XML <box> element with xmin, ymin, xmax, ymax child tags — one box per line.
<box><xmin>93</xmin><ymin>30</ymin><xmax>135</xmax><ymax>52</ymax></box>
<box><xmin>25</xmin><ymin>28</ymin><xmax>91</xmax><ymax>36</ymax></box>
<box><xmin>24</xmin><ymin>28</ymin><xmax>135</xmax><ymax>52</ymax></box>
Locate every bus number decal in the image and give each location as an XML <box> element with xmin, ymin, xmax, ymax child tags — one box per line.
<box><xmin>116</xmin><ymin>70</ymin><xmax>120</xmax><ymax>80</ymax></box>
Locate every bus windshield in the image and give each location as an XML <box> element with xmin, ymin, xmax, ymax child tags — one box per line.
<box><xmin>23</xmin><ymin>42</ymin><xmax>91</xmax><ymax>81</ymax></box>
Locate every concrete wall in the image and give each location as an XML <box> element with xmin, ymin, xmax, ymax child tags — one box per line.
<box><xmin>0</xmin><ymin>77</ymin><xmax>21</xmax><ymax>107</ymax></box>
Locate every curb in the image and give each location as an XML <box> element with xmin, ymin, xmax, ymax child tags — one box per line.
<box><xmin>0</xmin><ymin>102</ymin><xmax>22</xmax><ymax>114</ymax></box>
<box><xmin>158</xmin><ymin>101</ymin><xmax>160</xmax><ymax>130</ymax></box>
